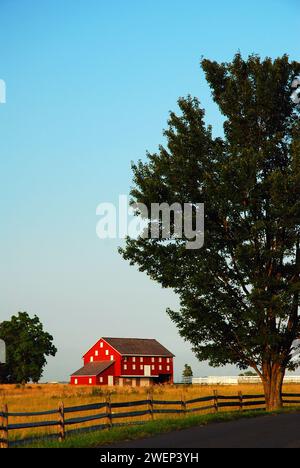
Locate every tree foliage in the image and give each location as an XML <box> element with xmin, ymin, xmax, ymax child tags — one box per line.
<box><xmin>0</xmin><ymin>312</ymin><xmax>57</xmax><ymax>384</ymax></box>
<box><xmin>120</xmin><ymin>54</ymin><xmax>300</xmax><ymax>409</ymax></box>
<box><xmin>239</xmin><ymin>371</ymin><xmax>257</xmax><ymax>377</ymax></box>
<box><xmin>182</xmin><ymin>364</ymin><xmax>193</xmax><ymax>383</ymax></box>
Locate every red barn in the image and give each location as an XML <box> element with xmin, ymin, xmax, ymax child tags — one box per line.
<box><xmin>70</xmin><ymin>337</ymin><xmax>174</xmax><ymax>387</ymax></box>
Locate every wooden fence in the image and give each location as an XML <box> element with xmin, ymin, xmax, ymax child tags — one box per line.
<box><xmin>1</xmin><ymin>391</ymin><xmax>300</xmax><ymax>448</ymax></box>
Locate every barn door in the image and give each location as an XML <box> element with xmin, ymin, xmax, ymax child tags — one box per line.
<box><xmin>144</xmin><ymin>365</ymin><xmax>151</xmax><ymax>377</ymax></box>
<box><xmin>108</xmin><ymin>376</ymin><xmax>114</xmax><ymax>386</ymax></box>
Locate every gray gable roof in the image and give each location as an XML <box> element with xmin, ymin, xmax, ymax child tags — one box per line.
<box><xmin>71</xmin><ymin>360</ymin><xmax>114</xmax><ymax>376</ymax></box>
<box><xmin>103</xmin><ymin>337</ymin><xmax>174</xmax><ymax>357</ymax></box>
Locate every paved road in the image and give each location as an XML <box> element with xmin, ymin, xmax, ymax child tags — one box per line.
<box><xmin>110</xmin><ymin>413</ymin><xmax>300</xmax><ymax>448</ymax></box>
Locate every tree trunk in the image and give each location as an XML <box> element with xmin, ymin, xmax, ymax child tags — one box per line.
<box><xmin>262</xmin><ymin>364</ymin><xmax>285</xmax><ymax>412</ymax></box>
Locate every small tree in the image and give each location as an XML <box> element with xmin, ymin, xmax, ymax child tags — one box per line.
<box><xmin>239</xmin><ymin>371</ymin><xmax>257</xmax><ymax>377</ymax></box>
<box><xmin>182</xmin><ymin>364</ymin><xmax>193</xmax><ymax>384</ymax></box>
<box><xmin>0</xmin><ymin>312</ymin><xmax>57</xmax><ymax>384</ymax></box>
<box><xmin>121</xmin><ymin>54</ymin><xmax>300</xmax><ymax>411</ymax></box>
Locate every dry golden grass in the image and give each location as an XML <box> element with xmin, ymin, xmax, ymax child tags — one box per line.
<box><xmin>1</xmin><ymin>383</ymin><xmax>300</xmax><ymax>442</ymax></box>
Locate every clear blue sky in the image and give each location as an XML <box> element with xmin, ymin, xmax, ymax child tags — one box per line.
<box><xmin>0</xmin><ymin>0</ymin><xmax>299</xmax><ymax>382</ymax></box>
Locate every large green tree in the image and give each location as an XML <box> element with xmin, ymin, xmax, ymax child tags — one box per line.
<box><xmin>0</xmin><ymin>312</ymin><xmax>57</xmax><ymax>384</ymax></box>
<box><xmin>121</xmin><ymin>54</ymin><xmax>300</xmax><ymax>411</ymax></box>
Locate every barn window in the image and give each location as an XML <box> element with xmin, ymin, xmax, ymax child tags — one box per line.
<box><xmin>133</xmin><ymin>365</ymin><xmax>136</xmax><ymax>370</ymax></box>
<box><xmin>110</xmin><ymin>355</ymin><xmax>114</xmax><ymax>361</ymax></box>
<box><xmin>167</xmin><ymin>358</ymin><xmax>170</xmax><ymax>363</ymax></box>
<box><xmin>105</xmin><ymin>350</ymin><xmax>109</xmax><ymax>356</ymax></box>
<box><xmin>89</xmin><ymin>378</ymin><xmax>92</xmax><ymax>384</ymax></box>
<box><xmin>159</xmin><ymin>365</ymin><xmax>162</xmax><ymax>371</ymax></box>
<box><xmin>152</xmin><ymin>366</ymin><xmax>155</xmax><ymax>371</ymax></box>
<box><xmin>133</xmin><ymin>357</ymin><xmax>136</xmax><ymax>362</ymax></box>
<box><xmin>151</xmin><ymin>358</ymin><xmax>155</xmax><ymax>363</ymax></box>
<box><xmin>140</xmin><ymin>357</ymin><xmax>143</xmax><ymax>362</ymax></box>
<box><xmin>140</xmin><ymin>365</ymin><xmax>143</xmax><ymax>370</ymax></box>
<box><xmin>124</xmin><ymin>364</ymin><xmax>127</xmax><ymax>370</ymax></box>
<box><xmin>90</xmin><ymin>356</ymin><xmax>94</xmax><ymax>363</ymax></box>
<box><xmin>159</xmin><ymin>358</ymin><xmax>162</xmax><ymax>363</ymax></box>
<box><xmin>95</xmin><ymin>351</ymin><xmax>99</xmax><ymax>356</ymax></box>
<box><xmin>167</xmin><ymin>366</ymin><xmax>170</xmax><ymax>371</ymax></box>
<box><xmin>74</xmin><ymin>379</ymin><xmax>78</xmax><ymax>385</ymax></box>
<box><xmin>99</xmin><ymin>377</ymin><xmax>103</xmax><ymax>383</ymax></box>
<box><xmin>100</xmin><ymin>342</ymin><xmax>103</xmax><ymax>348</ymax></box>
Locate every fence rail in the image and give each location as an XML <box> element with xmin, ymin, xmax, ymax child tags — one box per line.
<box><xmin>193</xmin><ymin>376</ymin><xmax>300</xmax><ymax>385</ymax></box>
<box><xmin>1</xmin><ymin>391</ymin><xmax>300</xmax><ymax>448</ymax></box>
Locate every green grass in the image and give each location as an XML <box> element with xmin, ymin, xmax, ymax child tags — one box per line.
<box><xmin>18</xmin><ymin>410</ymin><xmax>276</xmax><ymax>449</ymax></box>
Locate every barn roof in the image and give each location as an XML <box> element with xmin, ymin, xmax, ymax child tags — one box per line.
<box><xmin>102</xmin><ymin>337</ymin><xmax>174</xmax><ymax>357</ymax></box>
<box><xmin>71</xmin><ymin>361</ymin><xmax>114</xmax><ymax>376</ymax></box>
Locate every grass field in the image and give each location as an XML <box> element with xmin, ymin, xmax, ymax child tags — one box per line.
<box><xmin>1</xmin><ymin>383</ymin><xmax>300</xmax><ymax>444</ymax></box>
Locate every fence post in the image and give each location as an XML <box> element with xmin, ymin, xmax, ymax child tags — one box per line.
<box><xmin>181</xmin><ymin>394</ymin><xmax>187</xmax><ymax>417</ymax></box>
<box><xmin>213</xmin><ymin>390</ymin><xmax>219</xmax><ymax>413</ymax></box>
<box><xmin>147</xmin><ymin>391</ymin><xmax>154</xmax><ymax>421</ymax></box>
<box><xmin>58</xmin><ymin>401</ymin><xmax>65</xmax><ymax>442</ymax></box>
<box><xmin>0</xmin><ymin>404</ymin><xmax>8</xmax><ymax>449</ymax></box>
<box><xmin>238</xmin><ymin>391</ymin><xmax>243</xmax><ymax>411</ymax></box>
<box><xmin>106</xmin><ymin>394</ymin><xmax>113</xmax><ymax>429</ymax></box>
<box><xmin>0</xmin><ymin>407</ymin><xmax>2</xmax><ymax>449</ymax></box>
